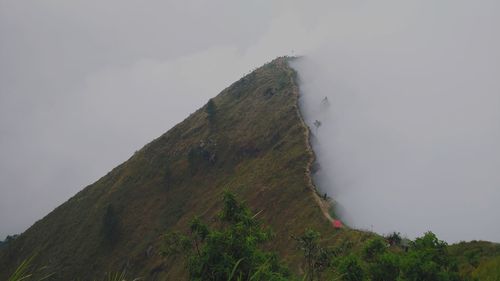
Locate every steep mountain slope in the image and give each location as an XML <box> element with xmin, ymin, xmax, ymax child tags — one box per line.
<box><xmin>0</xmin><ymin>58</ymin><xmax>343</xmax><ymax>280</ymax></box>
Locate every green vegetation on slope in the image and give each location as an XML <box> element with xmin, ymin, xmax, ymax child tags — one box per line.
<box><xmin>162</xmin><ymin>191</ymin><xmax>291</xmax><ymax>281</ymax></box>
<box><xmin>162</xmin><ymin>191</ymin><xmax>466</xmax><ymax>281</ymax></box>
<box><xmin>1</xmin><ymin>57</ymin><xmax>499</xmax><ymax>280</ymax></box>
<box><xmin>0</xmin><ymin>57</ymin><xmax>339</xmax><ymax>280</ymax></box>
<box><xmin>449</xmin><ymin>241</ymin><xmax>500</xmax><ymax>280</ymax></box>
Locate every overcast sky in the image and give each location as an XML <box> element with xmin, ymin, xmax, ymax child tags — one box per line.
<box><xmin>293</xmin><ymin>0</ymin><xmax>500</xmax><ymax>242</ymax></box>
<box><xmin>1</xmin><ymin>1</ymin><xmax>499</xmax><ymax>242</ymax></box>
<box><xmin>0</xmin><ymin>0</ymin><xmax>286</xmax><ymax>239</ymax></box>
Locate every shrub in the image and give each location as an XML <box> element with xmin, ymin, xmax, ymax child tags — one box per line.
<box><xmin>205</xmin><ymin>99</ymin><xmax>216</xmax><ymax>122</ymax></box>
<box><xmin>162</xmin><ymin>191</ymin><xmax>290</xmax><ymax>281</ymax></box>
<box><xmin>401</xmin><ymin>232</ymin><xmax>460</xmax><ymax>281</ymax></box>
<box><xmin>368</xmin><ymin>252</ymin><xmax>400</xmax><ymax>281</ymax></box>
<box><xmin>338</xmin><ymin>254</ymin><xmax>364</xmax><ymax>281</ymax></box>
<box><xmin>362</xmin><ymin>237</ymin><xmax>387</xmax><ymax>262</ymax></box>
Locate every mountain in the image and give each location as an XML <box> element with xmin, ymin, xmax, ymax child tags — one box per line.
<box><xmin>2</xmin><ymin>57</ymin><xmax>499</xmax><ymax>281</ymax></box>
<box><xmin>0</xmin><ymin>57</ymin><xmax>353</xmax><ymax>280</ymax></box>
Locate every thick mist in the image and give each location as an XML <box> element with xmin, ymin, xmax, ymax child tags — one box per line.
<box><xmin>293</xmin><ymin>1</ymin><xmax>500</xmax><ymax>242</ymax></box>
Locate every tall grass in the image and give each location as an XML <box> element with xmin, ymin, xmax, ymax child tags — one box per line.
<box><xmin>96</xmin><ymin>271</ymin><xmax>142</xmax><ymax>281</ymax></box>
<box><xmin>7</xmin><ymin>256</ymin><xmax>53</xmax><ymax>281</ymax></box>
<box><xmin>7</xmin><ymin>257</ymin><xmax>143</xmax><ymax>281</ymax></box>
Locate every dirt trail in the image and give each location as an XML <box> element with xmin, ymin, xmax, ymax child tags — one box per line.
<box><xmin>279</xmin><ymin>58</ymin><xmax>334</xmax><ymax>224</ymax></box>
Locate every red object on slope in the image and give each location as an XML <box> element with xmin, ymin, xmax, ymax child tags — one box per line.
<box><xmin>332</xmin><ymin>220</ymin><xmax>343</xmax><ymax>229</ymax></box>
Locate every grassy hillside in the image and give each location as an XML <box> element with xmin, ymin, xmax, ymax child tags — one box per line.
<box><xmin>2</xmin><ymin>57</ymin><xmax>498</xmax><ymax>281</ymax></box>
<box><xmin>0</xmin><ymin>57</ymin><xmax>355</xmax><ymax>280</ymax></box>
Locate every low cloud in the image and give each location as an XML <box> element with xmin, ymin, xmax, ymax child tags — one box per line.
<box><xmin>293</xmin><ymin>0</ymin><xmax>500</xmax><ymax>242</ymax></box>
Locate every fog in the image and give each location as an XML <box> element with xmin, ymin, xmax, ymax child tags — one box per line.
<box><xmin>293</xmin><ymin>0</ymin><xmax>500</xmax><ymax>242</ymax></box>
<box><xmin>1</xmin><ymin>0</ymin><xmax>499</xmax><ymax>242</ymax></box>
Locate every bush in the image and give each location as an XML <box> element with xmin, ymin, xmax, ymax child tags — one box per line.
<box><xmin>385</xmin><ymin>232</ymin><xmax>402</xmax><ymax>246</ymax></box>
<box><xmin>205</xmin><ymin>99</ymin><xmax>217</xmax><ymax>122</ymax></box>
<box><xmin>338</xmin><ymin>254</ymin><xmax>364</xmax><ymax>281</ymax></box>
<box><xmin>362</xmin><ymin>237</ymin><xmax>387</xmax><ymax>262</ymax></box>
<box><xmin>368</xmin><ymin>252</ymin><xmax>400</xmax><ymax>281</ymax></box>
<box><xmin>401</xmin><ymin>232</ymin><xmax>460</xmax><ymax>281</ymax></box>
<box><xmin>162</xmin><ymin>191</ymin><xmax>290</xmax><ymax>281</ymax></box>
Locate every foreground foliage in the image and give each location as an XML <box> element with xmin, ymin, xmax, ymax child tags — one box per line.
<box><xmin>6</xmin><ymin>255</ymin><xmax>53</xmax><ymax>281</ymax></box>
<box><xmin>160</xmin><ymin>190</ymin><xmax>465</xmax><ymax>281</ymax></box>
<box><xmin>162</xmin><ymin>191</ymin><xmax>290</xmax><ymax>281</ymax></box>
<box><xmin>4</xmin><ymin>213</ymin><xmax>494</xmax><ymax>281</ymax></box>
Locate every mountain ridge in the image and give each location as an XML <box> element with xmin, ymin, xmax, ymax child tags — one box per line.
<box><xmin>2</xmin><ymin>57</ymin><xmax>499</xmax><ymax>280</ymax></box>
<box><xmin>0</xmin><ymin>57</ymin><xmax>341</xmax><ymax>280</ymax></box>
